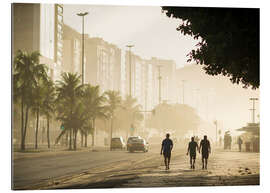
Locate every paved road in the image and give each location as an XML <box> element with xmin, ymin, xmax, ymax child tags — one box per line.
<box><xmin>12</xmin><ymin>147</ymin><xmax>259</xmax><ymax>189</ymax></box>
<box><xmin>12</xmin><ymin>145</ymin><xmax>164</xmax><ymax>189</ymax></box>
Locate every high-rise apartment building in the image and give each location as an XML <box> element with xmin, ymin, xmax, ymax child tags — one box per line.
<box><xmin>63</xmin><ymin>24</ymin><xmax>81</xmax><ymax>74</ymax></box>
<box><xmin>12</xmin><ymin>3</ymin><xmax>64</xmax><ymax>81</ymax></box>
<box><xmin>124</xmin><ymin>54</ymin><xmax>177</xmax><ymax>110</ymax></box>
<box><xmin>85</xmin><ymin>37</ymin><xmax>121</xmax><ymax>94</ymax></box>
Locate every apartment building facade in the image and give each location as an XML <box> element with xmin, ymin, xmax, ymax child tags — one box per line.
<box><xmin>12</xmin><ymin>3</ymin><xmax>64</xmax><ymax>81</ymax></box>
<box><xmin>84</xmin><ymin>37</ymin><xmax>122</xmax><ymax>94</ymax></box>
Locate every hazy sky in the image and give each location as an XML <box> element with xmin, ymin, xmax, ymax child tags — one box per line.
<box><xmin>63</xmin><ymin>4</ymin><xmax>199</xmax><ymax>68</ymax></box>
<box><xmin>63</xmin><ymin>4</ymin><xmax>260</xmax><ymax>138</ymax></box>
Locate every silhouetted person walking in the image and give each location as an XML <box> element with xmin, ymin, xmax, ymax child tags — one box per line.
<box><xmin>237</xmin><ymin>136</ymin><xmax>243</xmax><ymax>152</ymax></box>
<box><xmin>186</xmin><ymin>137</ymin><xmax>199</xmax><ymax>169</ymax></box>
<box><xmin>199</xmin><ymin>135</ymin><xmax>211</xmax><ymax>169</ymax></box>
<box><xmin>160</xmin><ymin>133</ymin><xmax>173</xmax><ymax>170</ymax></box>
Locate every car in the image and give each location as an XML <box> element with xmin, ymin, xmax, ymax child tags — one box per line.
<box><xmin>111</xmin><ymin>137</ymin><xmax>126</xmax><ymax>150</ymax></box>
<box><xmin>127</xmin><ymin>136</ymin><xmax>149</xmax><ymax>152</ymax></box>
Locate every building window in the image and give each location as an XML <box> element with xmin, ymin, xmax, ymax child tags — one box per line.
<box><xmin>57</xmin><ymin>5</ymin><xmax>63</xmax><ymax>14</ymax></box>
<box><xmin>58</xmin><ymin>14</ymin><xmax>63</xmax><ymax>23</ymax></box>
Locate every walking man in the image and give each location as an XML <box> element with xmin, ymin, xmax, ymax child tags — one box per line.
<box><xmin>160</xmin><ymin>133</ymin><xmax>173</xmax><ymax>170</ymax></box>
<box><xmin>199</xmin><ymin>135</ymin><xmax>211</xmax><ymax>169</ymax></box>
<box><xmin>186</xmin><ymin>137</ymin><xmax>199</xmax><ymax>169</ymax></box>
<box><xmin>237</xmin><ymin>136</ymin><xmax>243</xmax><ymax>152</ymax></box>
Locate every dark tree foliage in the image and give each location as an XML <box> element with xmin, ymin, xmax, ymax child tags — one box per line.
<box><xmin>162</xmin><ymin>7</ymin><xmax>259</xmax><ymax>89</ymax></box>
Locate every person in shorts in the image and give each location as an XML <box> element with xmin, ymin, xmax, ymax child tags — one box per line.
<box><xmin>199</xmin><ymin>135</ymin><xmax>211</xmax><ymax>169</ymax></box>
<box><xmin>160</xmin><ymin>133</ymin><xmax>173</xmax><ymax>170</ymax></box>
<box><xmin>186</xmin><ymin>137</ymin><xmax>199</xmax><ymax>169</ymax></box>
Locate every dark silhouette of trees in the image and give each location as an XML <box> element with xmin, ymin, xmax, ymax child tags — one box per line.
<box><xmin>81</xmin><ymin>84</ymin><xmax>107</xmax><ymax>147</ymax></box>
<box><xmin>55</xmin><ymin>73</ymin><xmax>84</xmax><ymax>150</ymax></box>
<box><xmin>41</xmin><ymin>79</ymin><xmax>55</xmax><ymax>149</ymax></box>
<box><xmin>13</xmin><ymin>50</ymin><xmax>48</xmax><ymax>150</ymax></box>
<box><xmin>162</xmin><ymin>7</ymin><xmax>259</xmax><ymax>89</ymax></box>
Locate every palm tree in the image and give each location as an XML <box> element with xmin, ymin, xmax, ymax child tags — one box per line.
<box><xmin>13</xmin><ymin>50</ymin><xmax>48</xmax><ymax>150</ymax></box>
<box><xmin>104</xmin><ymin>90</ymin><xmax>122</xmax><ymax>150</ymax></box>
<box><xmin>81</xmin><ymin>84</ymin><xmax>107</xmax><ymax>147</ymax></box>
<box><xmin>117</xmin><ymin>95</ymin><xmax>143</xmax><ymax>138</ymax></box>
<box><xmin>55</xmin><ymin>72</ymin><xmax>84</xmax><ymax>150</ymax></box>
<box><xmin>41</xmin><ymin>79</ymin><xmax>55</xmax><ymax>148</ymax></box>
<box><xmin>32</xmin><ymin>78</ymin><xmax>49</xmax><ymax>149</ymax></box>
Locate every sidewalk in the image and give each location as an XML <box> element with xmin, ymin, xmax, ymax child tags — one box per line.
<box><xmin>119</xmin><ymin>150</ymin><xmax>259</xmax><ymax>187</ymax></box>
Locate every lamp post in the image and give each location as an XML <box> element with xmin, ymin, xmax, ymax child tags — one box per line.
<box><xmin>182</xmin><ymin>80</ymin><xmax>186</xmax><ymax>104</ymax></box>
<box><xmin>126</xmin><ymin>45</ymin><xmax>134</xmax><ymax>97</ymax></box>
<box><xmin>157</xmin><ymin>65</ymin><xmax>162</xmax><ymax>104</ymax></box>
<box><xmin>249</xmin><ymin>98</ymin><xmax>259</xmax><ymax>123</ymax></box>
<box><xmin>77</xmin><ymin>12</ymin><xmax>88</xmax><ymax>84</ymax></box>
<box><xmin>214</xmin><ymin>120</ymin><xmax>217</xmax><ymax>145</ymax></box>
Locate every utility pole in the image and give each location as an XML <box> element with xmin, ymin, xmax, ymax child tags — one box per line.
<box><xmin>77</xmin><ymin>12</ymin><xmax>88</xmax><ymax>85</ymax></box>
<box><xmin>249</xmin><ymin>98</ymin><xmax>259</xmax><ymax>123</ymax></box>
<box><xmin>182</xmin><ymin>80</ymin><xmax>186</xmax><ymax>104</ymax></box>
<box><xmin>144</xmin><ymin>89</ymin><xmax>148</xmax><ymax>134</ymax></box>
<box><xmin>157</xmin><ymin>65</ymin><xmax>162</xmax><ymax>104</ymax></box>
<box><xmin>126</xmin><ymin>45</ymin><xmax>134</xmax><ymax>97</ymax></box>
<box><xmin>214</xmin><ymin>120</ymin><xmax>217</xmax><ymax>145</ymax></box>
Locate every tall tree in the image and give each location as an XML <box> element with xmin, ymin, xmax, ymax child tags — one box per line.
<box><xmin>115</xmin><ymin>95</ymin><xmax>143</xmax><ymax>139</ymax></box>
<box><xmin>41</xmin><ymin>79</ymin><xmax>55</xmax><ymax>148</ymax></box>
<box><xmin>81</xmin><ymin>85</ymin><xmax>107</xmax><ymax>147</ymax></box>
<box><xmin>32</xmin><ymin>78</ymin><xmax>48</xmax><ymax>149</ymax></box>
<box><xmin>13</xmin><ymin>50</ymin><xmax>47</xmax><ymax>150</ymax></box>
<box><xmin>161</xmin><ymin>7</ymin><xmax>259</xmax><ymax>89</ymax></box>
<box><xmin>55</xmin><ymin>73</ymin><xmax>84</xmax><ymax>150</ymax></box>
<box><xmin>104</xmin><ymin>91</ymin><xmax>122</xmax><ymax>150</ymax></box>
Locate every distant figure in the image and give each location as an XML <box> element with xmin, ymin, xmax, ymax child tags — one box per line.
<box><xmin>237</xmin><ymin>136</ymin><xmax>243</xmax><ymax>152</ymax></box>
<box><xmin>160</xmin><ymin>133</ymin><xmax>173</xmax><ymax>170</ymax></box>
<box><xmin>186</xmin><ymin>137</ymin><xmax>199</xmax><ymax>169</ymax></box>
<box><xmin>199</xmin><ymin>135</ymin><xmax>211</xmax><ymax>169</ymax></box>
<box><xmin>224</xmin><ymin>131</ymin><xmax>232</xmax><ymax>150</ymax></box>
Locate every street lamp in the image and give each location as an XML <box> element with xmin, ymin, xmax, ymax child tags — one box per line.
<box><xmin>157</xmin><ymin>65</ymin><xmax>162</xmax><ymax>104</ymax></box>
<box><xmin>77</xmin><ymin>12</ymin><xmax>89</xmax><ymax>84</ymax></box>
<box><xmin>214</xmin><ymin>120</ymin><xmax>217</xmax><ymax>145</ymax></box>
<box><xmin>126</xmin><ymin>45</ymin><xmax>134</xmax><ymax>97</ymax></box>
<box><xmin>182</xmin><ymin>80</ymin><xmax>186</xmax><ymax>104</ymax></box>
<box><xmin>249</xmin><ymin>97</ymin><xmax>259</xmax><ymax>123</ymax></box>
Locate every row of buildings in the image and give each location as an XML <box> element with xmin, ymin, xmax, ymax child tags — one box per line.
<box><xmin>11</xmin><ymin>3</ymin><xmax>185</xmax><ymax>147</ymax></box>
<box><xmin>12</xmin><ymin>3</ymin><xmax>177</xmax><ymax>112</ymax></box>
<box><xmin>62</xmin><ymin>24</ymin><xmax>177</xmax><ymax>110</ymax></box>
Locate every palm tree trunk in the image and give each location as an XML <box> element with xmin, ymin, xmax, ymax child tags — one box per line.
<box><xmin>35</xmin><ymin>108</ymin><xmax>40</xmax><ymax>149</ymax></box>
<box><xmin>110</xmin><ymin>116</ymin><xmax>113</xmax><ymax>151</ymax></box>
<box><xmin>65</xmin><ymin>133</ymin><xmax>68</xmax><ymax>147</ymax></box>
<box><xmin>22</xmin><ymin>105</ymin><xmax>30</xmax><ymax>150</ymax></box>
<box><xmin>69</xmin><ymin>129</ymin><xmax>72</xmax><ymax>150</ymax></box>
<box><xmin>20</xmin><ymin>98</ymin><xmax>25</xmax><ymax>151</ymax></box>
<box><xmin>84</xmin><ymin>131</ymin><xmax>87</xmax><ymax>147</ymax></box>
<box><xmin>74</xmin><ymin>129</ymin><xmax>78</xmax><ymax>150</ymax></box>
<box><xmin>46</xmin><ymin>116</ymin><xmax>50</xmax><ymax>148</ymax></box>
<box><xmin>92</xmin><ymin>118</ymin><xmax>96</xmax><ymax>146</ymax></box>
<box><xmin>81</xmin><ymin>131</ymin><xmax>84</xmax><ymax>147</ymax></box>
<box><xmin>91</xmin><ymin>133</ymin><xmax>94</xmax><ymax>147</ymax></box>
